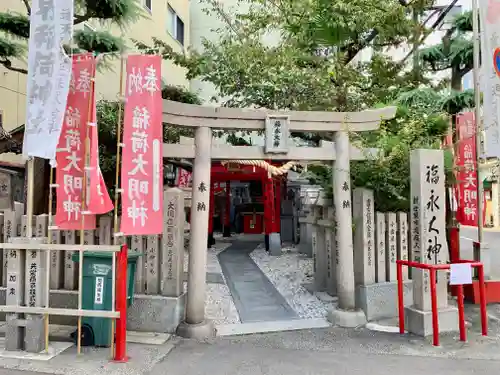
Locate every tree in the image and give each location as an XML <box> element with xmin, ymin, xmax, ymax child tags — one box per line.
<box><xmin>419</xmin><ymin>10</ymin><xmax>475</xmax><ymax>112</ymax></box>
<box><xmin>305</xmin><ymin>104</ymin><xmax>451</xmax><ymax>212</ymax></box>
<box><xmin>0</xmin><ymin>0</ymin><xmax>142</xmax><ymax>74</ymax></box>
<box><xmin>136</xmin><ymin>0</ymin><xmax>453</xmax><ymax>211</ymax></box>
<box><xmin>137</xmin><ymin>0</ymin><xmax>445</xmax><ymax>113</ymax></box>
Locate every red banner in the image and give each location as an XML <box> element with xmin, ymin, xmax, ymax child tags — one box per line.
<box><xmin>85</xmin><ymin>96</ymin><xmax>114</xmax><ymax>215</ymax></box>
<box><xmin>456</xmin><ymin>112</ymin><xmax>486</xmax><ymax>226</ymax></box>
<box><xmin>120</xmin><ymin>55</ymin><xmax>163</xmax><ymax>235</ymax></box>
<box><xmin>55</xmin><ymin>54</ymin><xmax>97</xmax><ymax>230</ymax></box>
<box><xmin>176</xmin><ymin>168</ymin><xmax>192</xmax><ymax>188</ymax></box>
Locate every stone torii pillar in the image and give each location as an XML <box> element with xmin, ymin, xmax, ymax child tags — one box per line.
<box><xmin>177</xmin><ymin>126</ymin><xmax>216</xmax><ymax>339</ymax></box>
<box><xmin>328</xmin><ymin>131</ymin><xmax>367</xmax><ymax>327</ymax></box>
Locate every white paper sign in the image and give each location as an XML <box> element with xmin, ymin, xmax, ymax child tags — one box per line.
<box><xmin>22</xmin><ymin>0</ymin><xmax>74</xmax><ymax>160</ymax></box>
<box><xmin>94</xmin><ymin>276</ymin><xmax>104</xmax><ymax>304</ymax></box>
<box><xmin>449</xmin><ymin>263</ymin><xmax>473</xmax><ymax>285</ymax></box>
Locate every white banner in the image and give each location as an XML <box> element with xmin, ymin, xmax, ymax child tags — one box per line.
<box><xmin>479</xmin><ymin>0</ymin><xmax>500</xmax><ymax>158</ymax></box>
<box><xmin>22</xmin><ymin>0</ymin><xmax>74</xmax><ymax>160</ymax></box>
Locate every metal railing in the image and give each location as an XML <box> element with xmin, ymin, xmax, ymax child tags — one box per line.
<box><xmin>396</xmin><ymin>259</ymin><xmax>488</xmax><ymax>346</ymax></box>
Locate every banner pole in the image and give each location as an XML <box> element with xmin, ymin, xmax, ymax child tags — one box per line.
<box><xmin>77</xmin><ymin>56</ymin><xmax>96</xmax><ymax>355</ymax></box>
<box><xmin>472</xmin><ymin>0</ymin><xmax>484</xmax><ymax>260</ymax></box>
<box><xmin>45</xmin><ymin>166</ymin><xmax>55</xmax><ymax>352</ymax></box>
<box><xmin>111</xmin><ymin>54</ymin><xmax>126</xmax><ymax>361</ymax></box>
<box><xmin>26</xmin><ymin>158</ymin><xmax>35</xmax><ymax>238</ymax></box>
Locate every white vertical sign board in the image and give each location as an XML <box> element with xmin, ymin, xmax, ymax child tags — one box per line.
<box><xmin>353</xmin><ymin>188</ymin><xmax>375</xmax><ymax>285</ymax></box>
<box><xmin>265</xmin><ymin>115</ymin><xmax>290</xmax><ymax>153</ymax></box>
<box><xmin>397</xmin><ymin>212</ymin><xmax>409</xmax><ymax>280</ymax></box>
<box><xmin>410</xmin><ymin>149</ymin><xmax>448</xmax><ymax>311</ymax></box>
<box><xmin>22</xmin><ymin>0</ymin><xmax>74</xmax><ymax>160</ymax></box>
<box><xmin>375</xmin><ymin>212</ymin><xmax>386</xmax><ymax>283</ymax></box>
<box><xmin>479</xmin><ymin>0</ymin><xmax>500</xmax><ymax>158</ymax></box>
<box><xmin>385</xmin><ymin>213</ymin><xmax>397</xmax><ymax>282</ymax></box>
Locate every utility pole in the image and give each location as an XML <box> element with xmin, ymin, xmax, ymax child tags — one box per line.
<box><xmin>472</xmin><ymin>0</ymin><xmax>484</xmax><ymax>265</ymax></box>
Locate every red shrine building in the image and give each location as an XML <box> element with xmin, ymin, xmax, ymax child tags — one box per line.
<box><xmin>176</xmin><ymin>160</ymin><xmax>300</xmax><ymax>253</ymax></box>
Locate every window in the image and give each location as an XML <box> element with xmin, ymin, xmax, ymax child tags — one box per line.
<box><xmin>144</xmin><ymin>0</ymin><xmax>152</xmax><ymax>12</ymax></box>
<box><xmin>167</xmin><ymin>5</ymin><xmax>185</xmax><ymax>46</ymax></box>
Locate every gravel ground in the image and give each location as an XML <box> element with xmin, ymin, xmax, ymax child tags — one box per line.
<box><xmin>183</xmin><ymin>239</ymin><xmax>240</xmax><ymax>325</ymax></box>
<box><xmin>250</xmin><ymin>245</ymin><xmax>336</xmax><ymax>318</ymax></box>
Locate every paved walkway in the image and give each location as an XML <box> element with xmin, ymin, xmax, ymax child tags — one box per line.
<box><xmin>218</xmin><ymin>240</ymin><xmax>298</xmax><ymax>323</ymax></box>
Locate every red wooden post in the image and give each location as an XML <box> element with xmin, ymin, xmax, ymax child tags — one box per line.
<box><xmin>457</xmin><ymin>284</ymin><xmax>466</xmax><ymax>342</ymax></box>
<box><xmin>430</xmin><ymin>269</ymin><xmax>440</xmax><ymax>346</ymax></box>
<box><xmin>114</xmin><ymin>244</ymin><xmax>128</xmax><ymax>362</ymax></box>
<box><xmin>397</xmin><ymin>261</ymin><xmax>405</xmax><ymax>334</ymax></box>
<box><xmin>263</xmin><ymin>176</ymin><xmax>274</xmax><ymax>251</ymax></box>
<box><xmin>478</xmin><ymin>264</ymin><xmax>488</xmax><ymax>336</ymax></box>
<box><xmin>208</xmin><ymin>181</ymin><xmax>215</xmax><ymax>247</ymax></box>
<box><xmin>449</xmin><ymin>227</ymin><xmax>460</xmax><ymax>263</ymax></box>
<box><xmin>223</xmin><ymin>180</ymin><xmax>231</xmax><ymax>237</ymax></box>
<box><xmin>273</xmin><ymin>179</ymin><xmax>282</xmax><ymax>234</ymax></box>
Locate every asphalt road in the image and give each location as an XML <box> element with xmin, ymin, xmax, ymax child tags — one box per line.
<box><xmin>150</xmin><ymin>328</ymin><xmax>500</xmax><ymax>375</ymax></box>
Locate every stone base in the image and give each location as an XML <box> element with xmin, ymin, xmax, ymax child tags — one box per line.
<box><xmin>127</xmin><ymin>293</ymin><xmax>186</xmax><ymax>333</ymax></box>
<box><xmin>327</xmin><ymin>308</ymin><xmax>367</xmax><ymax>328</ymax></box>
<box><xmin>5</xmin><ymin>314</ymin><xmax>23</xmax><ymax>351</ymax></box>
<box><xmin>4</xmin><ymin>313</ymin><xmax>44</xmax><ymax>353</ymax></box>
<box><xmin>176</xmin><ymin>320</ymin><xmax>216</xmax><ymax>340</ymax></box>
<box><xmin>223</xmin><ymin>226</ymin><xmax>231</xmax><ymax>237</ymax></box>
<box><xmin>356</xmin><ymin>280</ymin><xmax>413</xmax><ymax>321</ymax></box>
<box><xmin>207</xmin><ymin>233</ymin><xmax>215</xmax><ymax>248</ymax></box>
<box><xmin>404</xmin><ymin>305</ymin><xmax>459</xmax><ymax>337</ymax></box>
<box><xmin>0</xmin><ymin>288</ymin><xmax>186</xmax><ymax>334</ymax></box>
<box><xmin>299</xmin><ymin>224</ymin><xmax>313</xmax><ymax>258</ymax></box>
<box><xmin>183</xmin><ymin>271</ymin><xmax>225</xmax><ymax>284</ymax></box>
<box><xmin>269</xmin><ymin>233</ymin><xmax>282</xmax><ymax>256</ymax></box>
<box><xmin>24</xmin><ymin>315</ymin><xmax>45</xmax><ymax>353</ymax></box>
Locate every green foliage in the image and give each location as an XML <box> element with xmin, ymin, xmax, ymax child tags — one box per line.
<box><xmin>307</xmin><ymin>104</ymin><xmax>451</xmax><ymax>212</ymax></box>
<box><xmin>419</xmin><ymin>10</ymin><xmax>474</xmax><ymax>83</ymax></box>
<box><xmin>136</xmin><ymin>0</ymin><xmax>456</xmax><ymax>212</ymax></box>
<box><xmin>161</xmin><ymin>84</ymin><xmax>202</xmax><ymax>105</ymax></box>
<box><xmin>73</xmin><ymin>30</ymin><xmax>125</xmax><ymax>55</ymax></box>
<box><xmin>440</xmin><ymin>89</ymin><xmax>475</xmax><ymax>114</ymax></box>
<box><xmin>77</xmin><ymin>0</ymin><xmax>143</xmax><ymax>26</ymax></box>
<box><xmin>0</xmin><ymin>0</ymin><xmax>143</xmax><ymax>74</ymax></box>
<box><xmin>453</xmin><ymin>10</ymin><xmax>472</xmax><ymax>33</ymax></box>
<box><xmin>0</xmin><ymin>12</ymin><xmax>29</xmax><ymax>38</ymax></box>
<box><xmin>352</xmin><ymin>103</ymin><xmax>452</xmax><ymax>212</ymax></box>
<box><xmin>136</xmin><ymin>0</ymin><xmax>430</xmax><ymax>111</ymax></box>
<box><xmin>0</xmin><ymin>38</ymin><xmax>24</xmax><ymax>61</ymax></box>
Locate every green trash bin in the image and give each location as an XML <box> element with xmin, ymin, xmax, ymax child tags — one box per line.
<box><xmin>72</xmin><ymin>251</ymin><xmax>141</xmax><ymax>347</ymax></box>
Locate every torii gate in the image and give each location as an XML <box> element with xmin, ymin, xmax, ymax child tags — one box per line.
<box><xmin>163</xmin><ymin>100</ymin><xmax>397</xmax><ymax>339</ymax></box>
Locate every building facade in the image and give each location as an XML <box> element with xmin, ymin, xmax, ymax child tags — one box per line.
<box><xmin>0</xmin><ymin>0</ymin><xmax>190</xmax><ymax>132</ymax></box>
